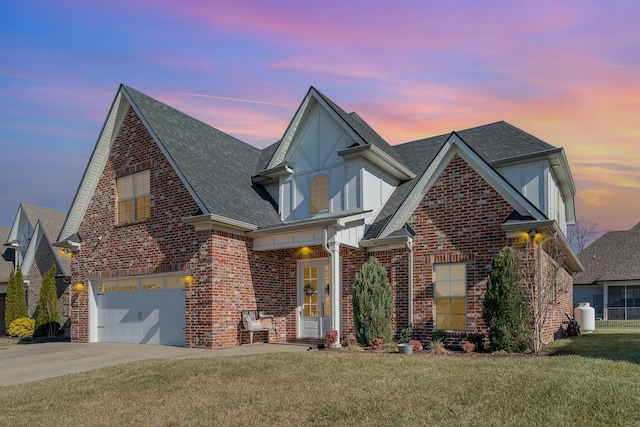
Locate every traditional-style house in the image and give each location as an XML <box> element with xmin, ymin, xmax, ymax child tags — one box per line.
<box><xmin>3</xmin><ymin>203</ymin><xmax>72</xmax><ymax>335</ymax></box>
<box><xmin>574</xmin><ymin>222</ymin><xmax>640</xmax><ymax>322</ymax></box>
<box><xmin>0</xmin><ymin>226</ymin><xmax>13</xmax><ymax>335</ymax></box>
<box><xmin>54</xmin><ymin>85</ymin><xmax>581</xmax><ymax>348</ymax></box>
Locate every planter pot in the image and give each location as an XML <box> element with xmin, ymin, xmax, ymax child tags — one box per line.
<box><xmin>397</xmin><ymin>343</ymin><xmax>413</xmax><ymax>355</ymax></box>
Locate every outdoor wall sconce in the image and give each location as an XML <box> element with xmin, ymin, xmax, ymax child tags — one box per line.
<box><xmin>73</xmin><ymin>283</ymin><xmax>85</xmax><ymax>294</ymax></box>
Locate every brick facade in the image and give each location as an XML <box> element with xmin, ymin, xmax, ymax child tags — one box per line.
<box><xmin>27</xmin><ymin>236</ymin><xmax>71</xmax><ymax>336</ymax></box>
<box><xmin>69</xmin><ymin>107</ymin><xmax>573</xmax><ymax>349</ymax></box>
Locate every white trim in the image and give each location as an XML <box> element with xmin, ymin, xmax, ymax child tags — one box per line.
<box><xmin>182</xmin><ymin>213</ymin><xmax>257</xmax><ymax>233</ymax></box>
<box><xmin>338</xmin><ymin>144</ymin><xmax>415</xmax><ymax>181</ymax></box>
<box><xmin>380</xmin><ymin>133</ymin><xmax>546</xmax><ymax>238</ymax></box>
<box><xmin>58</xmin><ymin>91</ymin><xmax>128</xmax><ymax>241</ymax></box>
<box><xmin>267</xmin><ymin>88</ymin><xmax>383</xmax><ymax>172</ymax></box>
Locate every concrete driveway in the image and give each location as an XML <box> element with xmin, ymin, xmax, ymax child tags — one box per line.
<box><xmin>0</xmin><ymin>341</ymin><xmax>310</xmax><ymax>386</ymax></box>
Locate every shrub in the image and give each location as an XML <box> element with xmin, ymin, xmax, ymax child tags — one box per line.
<box><xmin>36</xmin><ymin>264</ymin><xmax>62</xmax><ymax>338</ymax></box>
<box><xmin>343</xmin><ymin>344</ymin><xmax>364</xmax><ymax>352</ymax></box>
<box><xmin>432</xmin><ymin>329</ymin><xmax>447</xmax><ymax>344</ymax></box>
<box><xmin>5</xmin><ymin>266</ymin><xmax>28</xmax><ymax>331</ymax></box>
<box><xmin>8</xmin><ymin>317</ymin><xmax>35</xmax><ymax>338</ymax></box>
<box><xmin>466</xmin><ymin>332</ymin><xmax>486</xmax><ymax>352</ymax></box>
<box><xmin>399</xmin><ymin>328</ymin><xmax>413</xmax><ymax>344</ymax></box>
<box><xmin>352</xmin><ymin>257</ymin><xmax>393</xmax><ymax>345</ymax></box>
<box><xmin>35</xmin><ymin>321</ymin><xmax>62</xmax><ymax>338</ymax></box>
<box><xmin>462</xmin><ymin>340</ymin><xmax>475</xmax><ymax>353</ymax></box>
<box><xmin>409</xmin><ymin>339</ymin><xmax>423</xmax><ymax>352</ymax></box>
<box><xmin>370</xmin><ymin>338</ymin><xmax>384</xmax><ymax>350</ymax></box>
<box><xmin>483</xmin><ymin>247</ymin><xmax>531</xmax><ymax>352</ymax></box>
<box><xmin>324</xmin><ymin>329</ymin><xmax>339</xmax><ymax>349</ymax></box>
<box><xmin>382</xmin><ymin>343</ymin><xmax>398</xmax><ymax>353</ymax></box>
<box><xmin>430</xmin><ymin>339</ymin><xmax>448</xmax><ymax>354</ymax></box>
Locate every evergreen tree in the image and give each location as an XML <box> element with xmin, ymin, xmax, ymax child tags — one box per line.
<box><xmin>5</xmin><ymin>265</ymin><xmax>28</xmax><ymax>331</ymax></box>
<box><xmin>482</xmin><ymin>247</ymin><xmax>531</xmax><ymax>352</ymax></box>
<box><xmin>36</xmin><ymin>264</ymin><xmax>62</xmax><ymax>337</ymax></box>
<box><xmin>352</xmin><ymin>257</ymin><xmax>393</xmax><ymax>345</ymax></box>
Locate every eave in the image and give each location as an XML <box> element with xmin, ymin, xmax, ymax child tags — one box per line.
<box><xmin>248</xmin><ymin>210</ymin><xmax>371</xmax><ymax>238</ymax></box>
<box><xmin>252</xmin><ymin>162</ymin><xmax>293</xmax><ymax>185</ymax></box>
<box><xmin>51</xmin><ymin>239</ymin><xmax>82</xmax><ymax>252</ymax></box>
<box><xmin>338</xmin><ymin>144</ymin><xmax>415</xmax><ymax>181</ymax></box>
<box><xmin>501</xmin><ymin>219</ymin><xmax>584</xmax><ymax>273</ymax></box>
<box><xmin>182</xmin><ymin>214</ymin><xmax>257</xmax><ymax>233</ymax></box>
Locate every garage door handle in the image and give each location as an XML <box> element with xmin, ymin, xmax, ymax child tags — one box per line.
<box><xmin>138</xmin><ymin>311</ymin><xmax>142</xmax><ymax>321</ymax></box>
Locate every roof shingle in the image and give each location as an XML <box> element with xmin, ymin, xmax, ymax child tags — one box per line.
<box><xmin>574</xmin><ymin>222</ymin><xmax>640</xmax><ymax>284</ymax></box>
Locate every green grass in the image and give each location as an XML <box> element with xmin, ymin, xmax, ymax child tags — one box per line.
<box><xmin>1</xmin><ymin>330</ymin><xmax>640</xmax><ymax>426</ymax></box>
<box><xmin>547</xmin><ymin>327</ymin><xmax>640</xmax><ymax>364</ymax></box>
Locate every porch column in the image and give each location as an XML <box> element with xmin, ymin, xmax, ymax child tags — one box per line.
<box><xmin>329</xmin><ymin>242</ymin><xmax>341</xmax><ymax>336</ymax></box>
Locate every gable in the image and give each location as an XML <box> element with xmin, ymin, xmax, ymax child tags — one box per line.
<box><xmin>408</xmin><ymin>155</ymin><xmax>516</xmax><ymax>242</ymax></box>
<box><xmin>57</xmin><ymin>85</ymin><xmax>283</xmax><ymax>245</ymax></box>
<box><xmin>378</xmin><ymin>133</ymin><xmax>546</xmax><ymax>239</ymax></box>
<box><xmin>286</xmin><ymin>103</ymin><xmax>354</xmax><ymax>173</ymax></box>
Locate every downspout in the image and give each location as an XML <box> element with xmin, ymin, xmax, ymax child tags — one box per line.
<box><xmin>406</xmin><ymin>238</ymin><xmax>414</xmax><ymax>329</ymax></box>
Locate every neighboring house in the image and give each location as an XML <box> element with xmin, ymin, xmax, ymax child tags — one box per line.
<box><xmin>4</xmin><ymin>203</ymin><xmax>72</xmax><ymax>335</ymax></box>
<box><xmin>55</xmin><ymin>84</ymin><xmax>581</xmax><ymax>348</ymax></box>
<box><xmin>573</xmin><ymin>222</ymin><xmax>640</xmax><ymax>321</ymax></box>
<box><xmin>0</xmin><ymin>226</ymin><xmax>13</xmax><ymax>335</ymax></box>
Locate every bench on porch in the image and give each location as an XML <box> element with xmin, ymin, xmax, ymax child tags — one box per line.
<box><xmin>240</xmin><ymin>310</ymin><xmax>276</xmax><ymax>345</ymax></box>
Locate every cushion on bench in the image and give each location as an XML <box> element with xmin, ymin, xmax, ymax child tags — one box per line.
<box><xmin>242</xmin><ymin>314</ymin><xmax>263</xmax><ymax>331</ymax></box>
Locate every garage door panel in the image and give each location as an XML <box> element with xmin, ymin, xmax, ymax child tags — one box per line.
<box><xmin>96</xmin><ymin>280</ymin><xmax>185</xmax><ymax>346</ymax></box>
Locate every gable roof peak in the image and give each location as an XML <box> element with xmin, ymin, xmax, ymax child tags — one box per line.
<box><xmin>265</xmin><ymin>86</ymin><xmax>408</xmax><ymax>173</ymax></box>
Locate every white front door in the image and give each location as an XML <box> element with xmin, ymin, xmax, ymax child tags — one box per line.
<box><xmin>299</xmin><ymin>260</ymin><xmax>331</xmax><ymax>338</ymax></box>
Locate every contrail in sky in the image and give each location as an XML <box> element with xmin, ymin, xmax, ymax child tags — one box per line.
<box><xmin>179</xmin><ymin>92</ymin><xmax>294</xmax><ymax>108</ymax></box>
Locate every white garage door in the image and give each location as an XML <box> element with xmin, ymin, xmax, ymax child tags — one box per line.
<box><xmin>95</xmin><ymin>275</ymin><xmax>185</xmax><ymax>346</ymax></box>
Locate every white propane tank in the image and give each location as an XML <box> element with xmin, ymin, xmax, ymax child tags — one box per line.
<box><xmin>574</xmin><ymin>302</ymin><xmax>596</xmax><ymax>333</ymax></box>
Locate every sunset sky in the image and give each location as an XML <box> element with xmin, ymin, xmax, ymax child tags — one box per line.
<box><xmin>1</xmin><ymin>1</ymin><xmax>638</xmax><ymax>236</ymax></box>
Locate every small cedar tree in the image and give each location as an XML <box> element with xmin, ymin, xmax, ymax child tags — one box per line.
<box><xmin>482</xmin><ymin>247</ymin><xmax>531</xmax><ymax>352</ymax></box>
<box><xmin>352</xmin><ymin>257</ymin><xmax>393</xmax><ymax>345</ymax></box>
<box><xmin>36</xmin><ymin>264</ymin><xmax>62</xmax><ymax>337</ymax></box>
<box><xmin>5</xmin><ymin>265</ymin><xmax>28</xmax><ymax>331</ymax></box>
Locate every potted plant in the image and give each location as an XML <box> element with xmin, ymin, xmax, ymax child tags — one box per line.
<box><xmin>409</xmin><ymin>339</ymin><xmax>423</xmax><ymax>352</ymax></box>
<box><xmin>325</xmin><ymin>329</ymin><xmax>339</xmax><ymax>349</ymax></box>
<box><xmin>370</xmin><ymin>337</ymin><xmax>384</xmax><ymax>350</ymax></box>
<box><xmin>397</xmin><ymin>342</ymin><xmax>413</xmax><ymax>355</ymax></box>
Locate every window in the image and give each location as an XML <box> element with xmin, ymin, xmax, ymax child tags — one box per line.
<box><xmin>165</xmin><ymin>276</ymin><xmax>186</xmax><ymax>289</ymax></box>
<box><xmin>117</xmin><ymin>170</ymin><xmax>150</xmax><ymax>223</ymax></box>
<box><xmin>118</xmin><ymin>279</ymin><xmax>139</xmax><ymax>292</ymax></box>
<box><xmin>310</xmin><ymin>175</ymin><xmax>328</xmax><ymax>213</ymax></box>
<box><xmin>434</xmin><ymin>263</ymin><xmax>466</xmax><ymax>330</ymax></box>
<box><xmin>98</xmin><ymin>281</ymin><xmax>116</xmax><ymax>293</ymax></box>
<box><xmin>142</xmin><ymin>277</ymin><xmax>163</xmax><ymax>291</ymax></box>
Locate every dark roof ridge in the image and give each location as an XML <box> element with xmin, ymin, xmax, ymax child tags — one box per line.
<box><xmin>311</xmin><ymin>87</ymin><xmax>405</xmax><ymax>165</ymax></box>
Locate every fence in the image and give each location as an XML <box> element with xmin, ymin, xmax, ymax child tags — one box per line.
<box><xmin>589</xmin><ymin>305</ymin><xmax>640</xmax><ymax>328</ymax></box>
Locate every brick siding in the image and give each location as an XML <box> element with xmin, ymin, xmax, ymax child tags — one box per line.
<box><xmin>70</xmin><ymin>108</ymin><xmax>572</xmax><ymax>349</ymax></box>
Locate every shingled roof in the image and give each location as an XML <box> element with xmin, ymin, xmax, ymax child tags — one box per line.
<box><xmin>574</xmin><ymin>222</ymin><xmax>640</xmax><ymax>284</ymax></box>
<box><xmin>21</xmin><ymin>203</ymin><xmax>66</xmax><ymax>242</ymax></box>
<box><xmin>363</xmin><ymin>121</ymin><xmax>561</xmax><ymax>239</ymax></box>
<box><xmin>123</xmin><ymin>86</ymin><xmax>282</xmax><ymax>229</ymax></box>
<box><xmin>118</xmin><ymin>86</ymin><xmax>566</xmax><ymax>239</ymax></box>
<box><xmin>313</xmin><ymin>88</ymin><xmax>405</xmax><ymax>166</ymax></box>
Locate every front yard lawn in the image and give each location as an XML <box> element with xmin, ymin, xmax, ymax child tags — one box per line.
<box><xmin>1</xmin><ymin>329</ymin><xmax>639</xmax><ymax>426</ymax></box>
